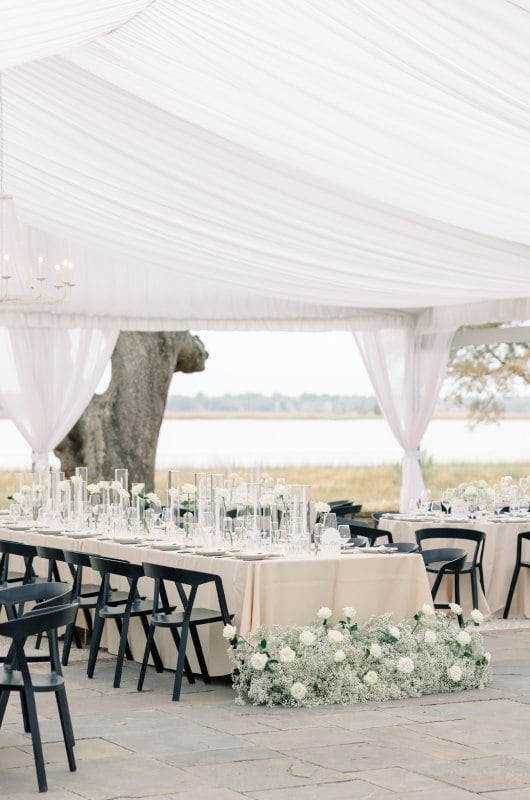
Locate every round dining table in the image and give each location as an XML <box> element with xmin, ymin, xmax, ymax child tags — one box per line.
<box><xmin>380</xmin><ymin>513</ymin><xmax>530</xmax><ymax>619</ymax></box>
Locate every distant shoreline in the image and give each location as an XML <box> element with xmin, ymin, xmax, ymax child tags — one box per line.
<box><xmin>1</xmin><ymin>411</ymin><xmax>530</xmax><ymax>421</ymax></box>
<box><xmin>161</xmin><ymin>411</ymin><xmax>530</xmax><ymax>421</ymax></box>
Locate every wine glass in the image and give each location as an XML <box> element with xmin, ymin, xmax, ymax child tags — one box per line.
<box><xmin>419</xmin><ymin>490</ymin><xmax>432</xmax><ymax>513</ymax></box>
<box><xmin>322</xmin><ymin>512</ymin><xmax>337</xmax><ymax>530</ymax></box>
<box><xmin>338</xmin><ymin>524</ymin><xmax>351</xmax><ymax>550</ymax></box>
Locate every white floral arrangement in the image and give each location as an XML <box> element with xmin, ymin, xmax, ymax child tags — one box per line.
<box><xmin>454</xmin><ymin>481</ymin><xmax>494</xmax><ymax>505</ymax></box>
<box><xmin>225</xmin><ymin>604</ymin><xmax>491</xmax><ymax>707</ymax></box>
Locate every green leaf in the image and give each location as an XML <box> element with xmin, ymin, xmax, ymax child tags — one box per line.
<box><xmin>260</xmin><ymin>639</ymin><xmax>267</xmax><ymax>650</ymax></box>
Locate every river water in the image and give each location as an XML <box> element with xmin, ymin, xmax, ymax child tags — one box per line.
<box><xmin>1</xmin><ymin>417</ymin><xmax>529</xmax><ymax>469</ymax></box>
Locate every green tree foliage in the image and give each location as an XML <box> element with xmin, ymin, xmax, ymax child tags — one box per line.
<box><xmin>443</xmin><ymin>325</ymin><xmax>530</xmax><ymax>426</ymax></box>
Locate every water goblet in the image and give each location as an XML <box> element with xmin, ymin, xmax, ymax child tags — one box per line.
<box><xmin>338</xmin><ymin>524</ymin><xmax>351</xmax><ymax>550</ymax></box>
<box><xmin>322</xmin><ymin>512</ymin><xmax>337</xmax><ymax>529</ymax></box>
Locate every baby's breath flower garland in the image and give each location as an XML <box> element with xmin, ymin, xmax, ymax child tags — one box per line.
<box><xmin>225</xmin><ymin>605</ymin><xmax>491</xmax><ymax>707</ymax></box>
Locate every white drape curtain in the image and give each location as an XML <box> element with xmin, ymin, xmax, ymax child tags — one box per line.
<box><xmin>0</xmin><ymin>327</ymin><xmax>118</xmax><ymax>468</ymax></box>
<box><xmin>355</xmin><ymin>326</ymin><xmax>454</xmax><ymax>512</ymax></box>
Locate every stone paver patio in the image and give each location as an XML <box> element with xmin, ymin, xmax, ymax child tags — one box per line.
<box><xmin>1</xmin><ymin>627</ymin><xmax>530</xmax><ymax>799</ymax></box>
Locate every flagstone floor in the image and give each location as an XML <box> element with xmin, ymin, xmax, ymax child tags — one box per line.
<box><xmin>1</xmin><ymin>627</ymin><xmax>530</xmax><ymax>799</ymax></box>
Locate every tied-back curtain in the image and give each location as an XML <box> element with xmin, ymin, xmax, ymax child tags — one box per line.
<box><xmin>0</xmin><ymin>326</ymin><xmax>119</xmax><ymax>468</ymax></box>
<box><xmin>355</xmin><ymin>326</ymin><xmax>454</xmax><ymax>512</ymax></box>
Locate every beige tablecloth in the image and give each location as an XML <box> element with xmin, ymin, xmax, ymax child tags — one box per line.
<box><xmin>0</xmin><ymin>527</ymin><xmax>432</xmax><ymax>675</ymax></box>
<box><xmin>381</xmin><ymin>516</ymin><xmax>530</xmax><ymax>618</ymax></box>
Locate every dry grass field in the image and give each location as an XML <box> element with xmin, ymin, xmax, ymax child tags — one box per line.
<box><xmin>2</xmin><ymin>462</ymin><xmax>529</xmax><ymax>514</ymax></box>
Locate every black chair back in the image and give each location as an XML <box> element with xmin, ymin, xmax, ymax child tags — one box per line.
<box><xmin>0</xmin><ymin>602</ymin><xmax>78</xmax><ymax>791</ymax></box>
<box><xmin>0</xmin><ymin>539</ymin><xmax>39</xmax><ymax>585</ymax></box>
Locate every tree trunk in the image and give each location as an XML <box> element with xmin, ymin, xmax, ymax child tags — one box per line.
<box><xmin>54</xmin><ymin>331</ymin><xmax>207</xmax><ymax>490</ymax></box>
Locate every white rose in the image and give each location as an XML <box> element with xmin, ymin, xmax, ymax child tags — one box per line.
<box><xmin>447</xmin><ymin>663</ymin><xmax>463</xmax><ymax>682</ymax></box>
<box><xmin>470</xmin><ymin>609</ymin><xmax>484</xmax><ymax>624</ymax></box>
<box><xmin>98</xmin><ymin>481</ymin><xmax>110</xmax><ymax>490</ymax></box>
<box><xmin>369</xmin><ymin>643</ymin><xmax>382</xmax><ymax>659</ymax></box>
<box><xmin>12</xmin><ymin>492</ymin><xmax>24</xmax><ymax>503</ymax></box>
<box><xmin>397</xmin><ymin>657</ymin><xmax>414</xmax><ymax>674</ymax></box>
<box><xmin>58</xmin><ymin>480</ymin><xmax>70</xmax><ymax>491</ymax></box>
<box><xmin>168</xmin><ymin>487</ymin><xmax>179</xmax><ymax>498</ymax></box>
<box><xmin>299</xmin><ymin>630</ymin><xmax>316</xmax><ymax>646</ymax></box>
<box><xmin>342</xmin><ymin>606</ymin><xmax>356</xmax><ymax>620</ymax></box>
<box><xmin>181</xmin><ymin>483</ymin><xmax>197</xmax><ymax>494</ymax></box>
<box><xmin>215</xmin><ymin>487</ymin><xmax>231</xmax><ymax>500</ymax></box>
<box><xmin>146</xmin><ymin>492</ymin><xmax>160</xmax><ymax>505</ymax></box>
<box><xmin>87</xmin><ymin>483</ymin><xmax>100</xmax><ymax>494</ymax></box>
<box><xmin>273</xmin><ymin>484</ymin><xmax>289</xmax><ymax>498</ymax></box>
<box><xmin>314</xmin><ymin>501</ymin><xmax>331</xmax><ymax>513</ymax></box>
<box><xmin>421</xmin><ymin>604</ymin><xmax>436</xmax><ymax>617</ymax></box>
<box><xmin>279</xmin><ymin>646</ymin><xmax>296</xmax><ymax>663</ymax></box>
<box><xmin>424</xmin><ymin>629</ymin><xmax>437</xmax><ymax>645</ymax></box>
<box><xmin>449</xmin><ymin>603</ymin><xmax>462</xmax><ymax>615</ymax></box>
<box><xmin>464</xmin><ymin>485</ymin><xmax>477</xmax><ymax>498</ymax></box>
<box><xmin>290</xmin><ymin>682</ymin><xmax>307</xmax><ymax>701</ymax></box>
<box><xmin>317</xmin><ymin>607</ymin><xmax>333</xmax><ymax>620</ymax></box>
<box><xmin>222</xmin><ymin>624</ymin><xmax>237</xmax><ymax>640</ymax></box>
<box><xmin>388</xmin><ymin>625</ymin><xmax>400</xmax><ymax>640</ymax></box>
<box><xmin>364</xmin><ymin>670</ymin><xmax>378</xmax><ymax>685</ymax></box>
<box><xmin>111</xmin><ymin>480</ymin><xmax>122</xmax><ymax>490</ymax></box>
<box><xmin>250</xmin><ymin>652</ymin><xmax>268</xmax><ymax>671</ymax></box>
<box><xmin>485</xmin><ymin>652</ymin><xmax>491</xmax><ymax>664</ymax></box>
<box><xmin>456</xmin><ymin>631</ymin><xmax>471</xmax><ymax>647</ymax></box>
<box><xmin>327</xmin><ymin>629</ymin><xmax>344</xmax><ymax>644</ymax></box>
<box><xmin>119</xmin><ymin>487</ymin><xmax>129</xmax><ymax>500</ymax></box>
<box><xmin>333</xmin><ymin>649</ymin><xmax>346</xmax><ymax>663</ymax></box>
<box><xmin>259</xmin><ymin>493</ymin><xmax>275</xmax><ymax>506</ymax></box>
<box><xmin>131</xmin><ymin>484</ymin><xmax>144</xmax><ymax>495</ymax></box>
<box><xmin>32</xmin><ymin>484</ymin><xmax>44</xmax><ymax>493</ymax></box>
<box><xmin>69</xmin><ymin>476</ymin><xmax>82</xmax><ymax>486</ymax></box>
<box><xmin>21</xmin><ymin>484</ymin><xmax>32</xmax><ymax>494</ymax></box>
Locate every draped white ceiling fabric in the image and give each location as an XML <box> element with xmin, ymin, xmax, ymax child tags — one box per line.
<box><xmin>0</xmin><ymin>0</ymin><xmax>529</xmax><ymax>332</ymax></box>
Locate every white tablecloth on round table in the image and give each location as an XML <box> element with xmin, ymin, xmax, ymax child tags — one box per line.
<box><xmin>0</xmin><ymin>527</ymin><xmax>432</xmax><ymax>675</ymax></box>
<box><xmin>380</xmin><ymin>515</ymin><xmax>530</xmax><ymax>619</ymax></box>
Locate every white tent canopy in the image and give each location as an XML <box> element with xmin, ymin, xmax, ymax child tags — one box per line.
<box><xmin>1</xmin><ymin>0</ymin><xmax>529</xmax><ymax>507</ymax></box>
<box><xmin>0</xmin><ymin>0</ymin><xmax>529</xmax><ymax>331</ymax></box>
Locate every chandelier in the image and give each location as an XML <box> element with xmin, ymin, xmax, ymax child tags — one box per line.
<box><xmin>0</xmin><ymin>74</ymin><xmax>75</xmax><ymax>306</ymax></box>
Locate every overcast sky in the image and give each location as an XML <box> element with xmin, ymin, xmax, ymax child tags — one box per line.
<box><xmin>169</xmin><ymin>331</ymin><xmax>374</xmax><ymax>396</ymax></box>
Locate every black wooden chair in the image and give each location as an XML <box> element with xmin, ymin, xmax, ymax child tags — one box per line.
<box><xmin>416</xmin><ymin>544</ymin><xmax>467</xmax><ymax>626</ymax></box>
<box><xmin>138</xmin><ymin>562</ymin><xmax>234</xmax><ymax>701</ymax></box>
<box><xmin>416</xmin><ymin>528</ymin><xmax>486</xmax><ymax>611</ymax></box>
<box><xmin>0</xmin><ymin>540</ymin><xmax>40</xmax><ymax>587</ymax></box>
<box><xmin>384</xmin><ymin>541</ymin><xmax>419</xmax><ymax>553</ymax></box>
<box><xmin>60</xmin><ymin>549</ymin><xmax>127</xmax><ymax>666</ymax></box>
<box><xmin>503</xmin><ymin>531</ymin><xmax>530</xmax><ymax>618</ymax></box>
<box><xmin>329</xmin><ymin>500</ymin><xmax>362</xmax><ymax>518</ymax></box>
<box><xmin>0</xmin><ymin>581</ymin><xmax>72</xmax><ymax>664</ymax></box>
<box><xmin>336</xmin><ymin>517</ymin><xmax>393</xmax><ymax>546</ymax></box>
<box><xmin>0</xmin><ymin>602</ymin><xmax>78</xmax><ymax>792</ymax></box>
<box><xmin>87</xmin><ymin>555</ymin><xmax>164</xmax><ymax>688</ymax></box>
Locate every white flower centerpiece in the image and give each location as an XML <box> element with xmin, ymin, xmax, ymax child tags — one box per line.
<box><xmin>226</xmin><ymin>605</ymin><xmax>491</xmax><ymax>707</ymax></box>
<box><xmin>453</xmin><ymin>481</ymin><xmax>494</xmax><ymax>515</ymax></box>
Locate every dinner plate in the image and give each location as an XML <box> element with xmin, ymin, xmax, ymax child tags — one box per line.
<box><xmin>360</xmin><ymin>546</ymin><xmax>399</xmax><ymax>554</ymax></box>
<box><xmin>69</xmin><ymin>531</ymin><xmax>99</xmax><ymax>539</ymax></box>
<box><xmin>149</xmin><ymin>543</ymin><xmax>182</xmax><ymax>551</ymax></box>
<box><xmin>234</xmin><ymin>552</ymin><xmax>268</xmax><ymax>561</ymax></box>
<box><xmin>6</xmin><ymin>524</ymin><xmax>33</xmax><ymax>531</ymax></box>
<box><xmin>113</xmin><ymin>537</ymin><xmax>141</xmax><ymax>545</ymax></box>
<box><xmin>39</xmin><ymin>528</ymin><xmax>64</xmax><ymax>535</ymax></box>
<box><xmin>195</xmin><ymin>548</ymin><xmax>227</xmax><ymax>557</ymax></box>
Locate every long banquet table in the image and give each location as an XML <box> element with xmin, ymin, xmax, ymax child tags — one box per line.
<box><xmin>0</xmin><ymin>526</ymin><xmax>433</xmax><ymax>675</ymax></box>
<box><xmin>381</xmin><ymin>514</ymin><xmax>530</xmax><ymax>619</ymax></box>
